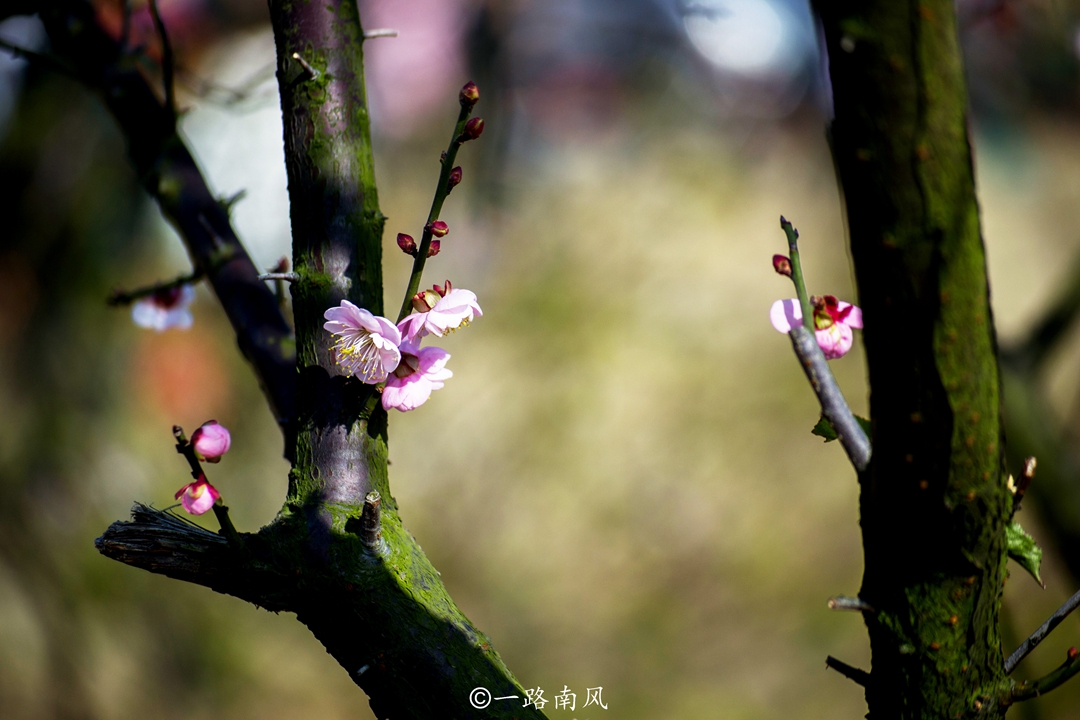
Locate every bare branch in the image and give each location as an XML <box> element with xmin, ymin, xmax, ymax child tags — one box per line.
<box><xmin>826</xmin><ymin>656</ymin><xmax>870</xmax><ymax>687</ymax></box>
<box><xmin>1005</xmin><ymin>586</ymin><xmax>1080</xmax><ymax>674</ymax></box>
<box><xmin>789</xmin><ymin>326</ymin><xmax>871</xmax><ymax>471</ymax></box>
<box><xmin>828</xmin><ymin>595</ymin><xmax>874</xmax><ymax>612</ymax></box>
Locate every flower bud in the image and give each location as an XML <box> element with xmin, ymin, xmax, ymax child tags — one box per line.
<box><xmin>772</xmin><ymin>254</ymin><xmax>792</xmax><ymax>277</ymax></box>
<box><xmin>447</xmin><ymin>166</ymin><xmax>463</xmax><ymax>194</ymax></box>
<box><xmin>175</xmin><ymin>475</ymin><xmax>220</xmax><ymax>515</ymax></box>
<box><xmin>461</xmin><ymin>117</ymin><xmax>484</xmax><ymax>141</ymax></box>
<box><xmin>191</xmin><ymin>420</ymin><xmax>231</xmax><ymax>462</ymax></box>
<box><xmin>428</xmin><ymin>220</ymin><xmax>449</xmax><ymax>238</ymax></box>
<box><xmin>432</xmin><ymin>280</ymin><xmax>452</xmax><ymax>297</ymax></box>
<box><xmin>427</xmin><ymin>239</ymin><xmax>441</xmax><ymax>258</ymax></box>
<box><xmin>459</xmin><ymin>81</ymin><xmax>480</xmax><ymax>108</ymax></box>
<box><xmin>397</xmin><ymin>233</ymin><xmax>417</xmax><ymax>256</ymax></box>
<box><xmin>1070</xmin><ymin>647</ymin><xmax>1078</xmax><ymax>661</ymax></box>
<box><xmin>411</xmin><ymin>289</ymin><xmax>441</xmax><ymax>312</ymax></box>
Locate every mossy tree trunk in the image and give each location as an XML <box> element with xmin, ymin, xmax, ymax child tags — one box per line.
<box><xmin>814</xmin><ymin>1</ymin><xmax>1012</xmax><ymax>717</ymax></box>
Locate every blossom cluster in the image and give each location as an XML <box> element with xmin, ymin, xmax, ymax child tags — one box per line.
<box><xmin>323</xmin><ymin>281</ymin><xmax>481</xmax><ymax>412</ymax></box>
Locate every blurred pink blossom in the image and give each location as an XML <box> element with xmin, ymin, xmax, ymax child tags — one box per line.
<box><xmin>131</xmin><ymin>284</ymin><xmax>196</xmax><ymax>332</ymax></box>
<box><xmin>361</xmin><ymin>0</ymin><xmax>468</xmax><ymax>137</ymax></box>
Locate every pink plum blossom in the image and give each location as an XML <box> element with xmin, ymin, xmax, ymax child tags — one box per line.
<box><xmin>131</xmin><ymin>284</ymin><xmax>196</xmax><ymax>331</ymax></box>
<box><xmin>770</xmin><ymin>296</ymin><xmax>863</xmax><ymax>360</ymax></box>
<box><xmin>191</xmin><ymin>420</ymin><xmax>231</xmax><ymax>463</ymax></box>
<box><xmin>398</xmin><ymin>281</ymin><xmax>482</xmax><ymax>342</ymax></box>
<box><xmin>382</xmin><ymin>342</ymin><xmax>453</xmax><ymax>412</ymax></box>
<box><xmin>323</xmin><ymin>300</ymin><xmax>402</xmax><ymax>383</ymax></box>
<box><xmin>175</xmin><ymin>475</ymin><xmax>220</xmax><ymax>515</ymax></box>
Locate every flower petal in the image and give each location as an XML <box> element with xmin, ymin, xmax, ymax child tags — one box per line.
<box><xmin>841</xmin><ymin>303</ymin><xmax>863</xmax><ymax>329</ymax></box>
<box><xmin>769</xmin><ymin>298</ymin><xmax>802</xmax><ymax>333</ymax></box>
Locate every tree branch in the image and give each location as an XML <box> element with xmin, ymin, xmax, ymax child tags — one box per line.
<box><xmin>1010</xmin><ymin>649</ymin><xmax>1080</xmax><ymax>702</ymax></box>
<box><xmin>789</xmin><ymin>325</ymin><xmax>871</xmax><ymax>471</ymax></box>
<box><xmin>826</xmin><ymin>655</ymin><xmax>871</xmax><ymax>687</ymax></box>
<box><xmin>37</xmin><ymin>0</ymin><xmax>296</xmax><ymax>445</ymax></box>
<box><xmin>1005</xmin><ymin>586</ymin><xmax>1080</xmax><ymax>674</ymax></box>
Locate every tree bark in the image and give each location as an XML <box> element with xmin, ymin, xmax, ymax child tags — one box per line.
<box><xmin>814</xmin><ymin>1</ymin><xmax>1012</xmax><ymax>716</ymax></box>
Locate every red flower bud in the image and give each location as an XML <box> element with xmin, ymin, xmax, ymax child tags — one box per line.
<box><xmin>1070</xmin><ymin>647</ymin><xmax>1078</xmax><ymax>661</ymax></box>
<box><xmin>428</xmin><ymin>220</ymin><xmax>449</xmax><ymax>238</ymax></box>
<box><xmin>461</xmin><ymin>117</ymin><xmax>484</xmax><ymax>141</ymax></box>
<box><xmin>459</xmin><ymin>81</ymin><xmax>480</xmax><ymax>108</ymax></box>
<box><xmin>773</xmin><ymin>254</ymin><xmax>792</xmax><ymax>277</ymax></box>
<box><xmin>397</xmin><ymin>233</ymin><xmax>417</xmax><ymax>256</ymax></box>
<box><xmin>427</xmin><ymin>240</ymin><xmax>441</xmax><ymax>258</ymax></box>
<box><xmin>447</xmin><ymin>166</ymin><xmax>463</xmax><ymax>193</ymax></box>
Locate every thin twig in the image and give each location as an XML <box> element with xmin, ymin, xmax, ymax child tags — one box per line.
<box><xmin>780</xmin><ymin>217</ymin><xmax>814</xmax><ymax>332</ymax></box>
<box><xmin>258</xmin><ymin>272</ymin><xmax>298</xmax><ymax>282</ymax></box>
<box><xmin>363</xmin><ymin>28</ymin><xmax>399</xmax><ymax>39</ymax></box>
<box><xmin>826</xmin><ymin>656</ymin><xmax>870</xmax><ymax>687</ymax></box>
<box><xmin>828</xmin><ymin>596</ymin><xmax>874</xmax><ymax>612</ymax></box>
<box><xmin>107</xmin><ymin>269</ymin><xmax>203</xmax><ymax>306</ymax></box>
<box><xmin>147</xmin><ymin>0</ymin><xmax>176</xmax><ymax>119</ymax></box>
<box><xmin>1005</xmin><ymin>586</ymin><xmax>1080</xmax><ymax>674</ymax></box>
<box><xmin>1011</xmin><ymin>649</ymin><xmax>1080</xmax><ymax>702</ymax></box>
<box><xmin>789</xmin><ymin>325</ymin><xmax>872</xmax><ymax>471</ymax></box>
<box><xmin>291</xmin><ymin>52</ymin><xmax>319</xmax><ymax>79</ymax></box>
<box><xmin>396</xmin><ymin>97</ymin><xmax>478</xmax><ymax>321</ymax></box>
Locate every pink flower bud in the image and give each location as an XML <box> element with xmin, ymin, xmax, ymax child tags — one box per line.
<box><xmin>447</xmin><ymin>166</ymin><xmax>463</xmax><ymax>193</ymax></box>
<box><xmin>432</xmin><ymin>280</ymin><xmax>452</xmax><ymax>297</ymax></box>
<box><xmin>427</xmin><ymin>239</ymin><xmax>441</xmax><ymax>258</ymax></box>
<box><xmin>1070</xmin><ymin>647</ymin><xmax>1078</xmax><ymax>661</ymax></box>
<box><xmin>459</xmin><ymin>81</ymin><xmax>480</xmax><ymax>108</ymax></box>
<box><xmin>773</xmin><ymin>254</ymin><xmax>792</xmax><ymax>277</ymax></box>
<box><xmin>191</xmin><ymin>420</ymin><xmax>231</xmax><ymax>462</ymax></box>
<box><xmin>428</xmin><ymin>221</ymin><xmax>449</xmax><ymax>238</ymax></box>
<box><xmin>461</xmin><ymin>117</ymin><xmax>484</xmax><ymax>141</ymax></box>
<box><xmin>175</xmin><ymin>475</ymin><xmax>220</xmax><ymax>515</ymax></box>
<box><xmin>397</xmin><ymin>233</ymin><xmax>417</xmax><ymax>256</ymax></box>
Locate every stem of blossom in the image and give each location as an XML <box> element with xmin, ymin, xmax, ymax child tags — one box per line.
<box><xmin>396</xmin><ymin>104</ymin><xmax>475</xmax><ymax>322</ymax></box>
<box><xmin>789</xmin><ymin>326</ymin><xmax>872</xmax><ymax>471</ymax></box>
<box><xmin>107</xmin><ymin>269</ymin><xmax>204</xmax><ymax>306</ymax></box>
<box><xmin>780</xmin><ymin>216</ymin><xmax>815</xmax><ymax>333</ymax></box>
<box><xmin>172</xmin><ymin>426</ymin><xmax>242</xmax><ymax>548</ymax></box>
<box><xmin>1005</xmin><ymin>586</ymin><xmax>1080</xmax><ymax>674</ymax></box>
<box><xmin>1011</xmin><ymin>649</ymin><xmax>1080</xmax><ymax>701</ymax></box>
<box><xmin>211</xmin><ymin>501</ymin><xmax>243</xmax><ymax>548</ymax></box>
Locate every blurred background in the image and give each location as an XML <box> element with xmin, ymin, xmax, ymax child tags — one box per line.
<box><xmin>3</xmin><ymin>0</ymin><xmax>1080</xmax><ymax>718</ymax></box>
